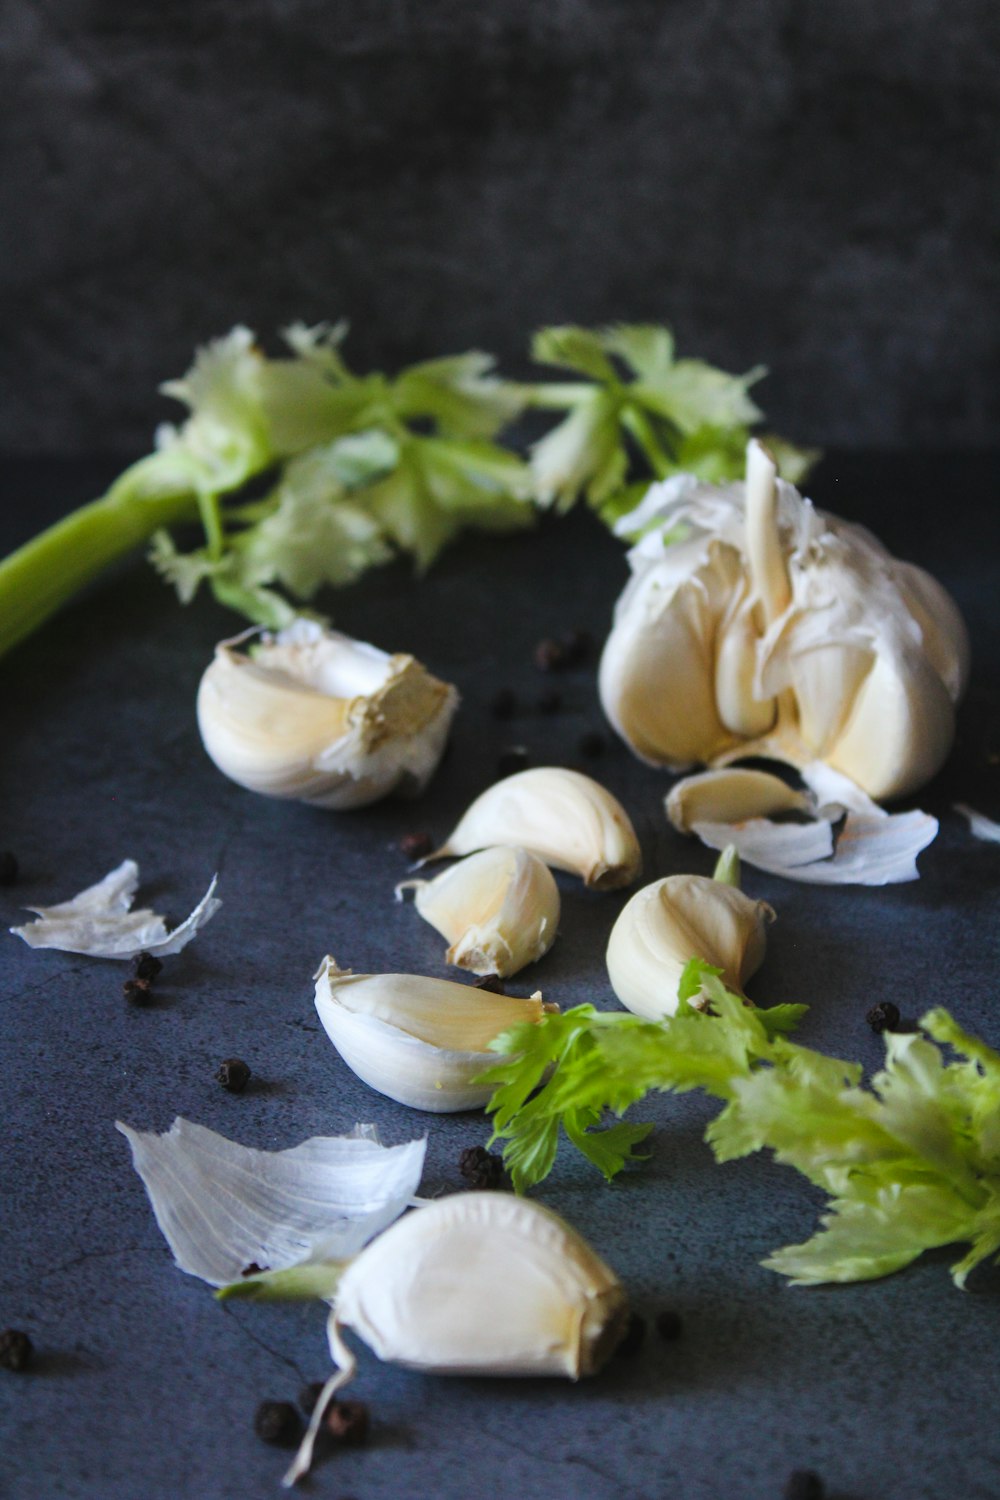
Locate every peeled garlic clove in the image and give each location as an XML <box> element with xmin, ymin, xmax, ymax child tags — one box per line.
<box><xmin>398</xmin><ymin>846</ymin><xmax>560</xmax><ymax>977</ymax></box>
<box><xmin>314</xmin><ymin>957</ymin><xmax>553</xmax><ymax>1112</ymax></box>
<box><xmin>666</xmin><ymin>768</ymin><xmax>810</xmax><ymax>834</ymax></box>
<box><xmin>606</xmin><ymin>874</ymin><xmax>773</xmax><ymax>1020</ymax></box>
<box><xmin>196</xmin><ymin>619</ymin><xmax>458</xmax><ymax>809</ymax></box>
<box><xmin>430</xmin><ymin>767</ymin><xmax>642</xmax><ymax>891</ymax></box>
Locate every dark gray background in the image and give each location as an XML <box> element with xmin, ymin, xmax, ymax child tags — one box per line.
<box><xmin>3</xmin><ymin>0</ymin><xmax>999</xmax><ymax>454</ymax></box>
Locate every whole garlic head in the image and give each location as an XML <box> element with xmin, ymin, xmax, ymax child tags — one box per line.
<box><xmin>599</xmin><ymin>442</ymin><xmax>969</xmax><ymax>801</ymax></box>
<box><xmin>197</xmin><ymin>619</ymin><xmax>458</xmax><ymax>809</ymax></box>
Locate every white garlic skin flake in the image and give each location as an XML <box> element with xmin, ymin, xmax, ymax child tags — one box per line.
<box><xmin>335</xmin><ymin>1192</ymin><xmax>629</xmax><ymax>1378</ymax></box>
<box><xmin>599</xmin><ymin>444</ymin><xmax>969</xmax><ymax>802</ymax></box>
<box><xmin>314</xmin><ymin>957</ymin><xmax>552</xmax><ymax>1112</ymax></box>
<box><xmin>197</xmin><ymin>619</ymin><xmax>458</xmax><ymax>809</ymax></box>
<box><xmin>399</xmin><ymin>846</ymin><xmax>560</xmax><ymax>977</ymax></box>
<box><xmin>606</xmin><ymin>873</ymin><xmax>773</xmax><ymax>1020</ymax></box>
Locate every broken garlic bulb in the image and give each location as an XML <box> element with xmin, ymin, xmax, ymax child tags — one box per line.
<box><xmin>314</xmin><ymin>957</ymin><xmax>554</xmax><ymax>1111</ymax></box>
<box><xmin>606</xmin><ymin>860</ymin><xmax>773</xmax><ymax>1019</ymax></box>
<box><xmin>599</xmin><ymin>441</ymin><xmax>969</xmax><ymax>801</ymax></box>
<box><xmin>429</xmin><ymin>767</ymin><xmax>642</xmax><ymax>890</ymax></box>
<box><xmin>197</xmin><ymin>619</ymin><xmax>458</xmax><ymax>809</ymax></box>
<box><xmin>397</xmin><ymin>846</ymin><xmax>560</xmax><ymax>977</ymax></box>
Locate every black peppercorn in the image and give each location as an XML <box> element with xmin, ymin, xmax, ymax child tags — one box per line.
<box><xmin>324</xmin><ymin>1398</ymin><xmax>370</xmax><ymax>1446</ymax></box>
<box><xmin>254</xmin><ymin>1400</ymin><xmax>303</xmax><ymax>1448</ymax></box>
<box><xmin>216</xmin><ymin>1058</ymin><xmax>252</xmax><ymax>1093</ymax></box>
<box><xmin>133</xmin><ymin>951</ymin><xmax>163</xmax><ymax>982</ymax></box>
<box><xmin>459</xmin><ymin>1145</ymin><xmax>506</xmax><ymax>1190</ymax></box>
<box><xmin>123</xmin><ymin>977</ymin><xmax>153</xmax><ymax>1006</ymax></box>
<box><xmin>0</xmin><ymin>851</ymin><xmax>19</xmax><ymax>886</ymax></box>
<box><xmin>534</xmin><ymin>637</ymin><xmax>568</xmax><ymax>673</ymax></box>
<box><xmin>655</xmin><ymin>1309</ymin><xmax>684</xmax><ymax>1342</ymax></box>
<box><xmin>0</xmin><ymin>1329</ymin><xmax>33</xmax><ymax>1372</ymax></box>
<box><xmin>399</xmin><ymin>831</ymin><xmax>433</xmax><ymax>861</ymax></box>
<box><xmin>866</xmin><ymin>1001</ymin><xmax>901</xmax><ymax>1034</ymax></box>
<box><xmin>490</xmin><ymin>688</ymin><xmax>517</xmax><ymax>720</ymax></box>
<box><xmin>783</xmin><ymin>1470</ymin><xmax>825</xmax><ymax>1500</ymax></box>
<box><xmin>472</xmin><ymin>974</ymin><xmax>506</xmax><ymax>994</ymax></box>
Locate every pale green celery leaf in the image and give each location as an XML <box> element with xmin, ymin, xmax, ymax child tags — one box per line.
<box><xmin>393</xmin><ymin>353</ymin><xmax>524</xmax><ymax>440</ymax></box>
<box><xmin>503</xmin><ymin>1114</ymin><xmax>562</xmax><ymax>1194</ymax></box>
<box><xmin>870</xmin><ymin>1032</ymin><xmax>992</xmax><ymax>1194</ymax></box>
<box><xmin>761</xmin><ymin>1186</ymin><xmax>970</xmax><ymax>1285</ymax></box>
<box><xmin>672</xmin><ymin>425</ymin><xmax>752</xmax><ymax>482</ymax></box>
<box><xmin>259</xmin><ymin>362</ymin><xmax>384</xmax><ymax>458</ymax></box>
<box><xmin>148</xmin><ymin>530</ymin><xmax>224</xmax><ymax>605</ymax></box>
<box><xmin>921</xmin><ymin>1007</ymin><xmax>1000</xmax><ymax>1162</ymax></box>
<box><xmin>949</xmin><ymin>1205</ymin><xmax>1000</xmax><ymax>1288</ymax></box>
<box><xmin>677</xmin><ymin>957</ymin><xmax>724</xmax><ymax>1005</ymax></box>
<box><xmin>416</xmin><ymin>436</ymin><xmax>535</xmax><ymax>502</ymax></box>
<box><xmin>599</xmin><ymin>324</ymin><xmax>676</xmax><ymax>382</ymax></box>
<box><xmin>364</xmin><ymin>463</ymin><xmax>456</xmax><ymax>572</ymax></box>
<box><xmin>756</xmin><ymin>1004</ymin><xmax>810</xmax><ymax>1038</ymax></box>
<box><xmin>237</xmin><ymin>490</ymin><xmax>391</xmax><ymax>598</ymax></box>
<box><xmin>529</xmin><ymin>391</ymin><xmax>623</xmax><ymax>510</ymax></box>
<box><xmin>482</xmin><ymin>1006</ymin><xmax>602</xmax><ymax>1132</ymax></box>
<box><xmin>158</xmin><ymin>326</ymin><xmax>273</xmax><ymax>490</ymax></box>
<box><xmin>118</xmin><ymin>1117</ymin><xmax>426</xmax><ymax>1288</ymax></box>
<box><xmin>769</xmin><ymin>1038</ymin><xmax>864</xmax><ymax>1093</ymax></box>
<box><xmin>323</xmin><ymin>430</ymin><xmax>400</xmax><ymax>487</ymax></box>
<box><xmin>282</xmin><ymin>319</ymin><xmax>352</xmax><ymax>378</ymax></box>
<box><xmin>634</xmin><ymin>361</ymin><xmax>765</xmax><ymax>436</ymax></box>
<box><xmin>563</xmin><ymin>1115</ymin><xmax>653</xmax><ymax>1181</ymax></box>
<box><xmin>710</xmin><ymin>1068</ymin><xmax>889</xmax><ymax>1177</ymax></box>
<box><xmin>531</xmin><ymin>326</ymin><xmax>621</xmax><ymax>384</ymax></box>
<box><xmin>209</xmin><ymin>572</ymin><xmax>301</xmax><ymax>629</ymax></box>
<box><xmin>593</xmin><ymin>480</ymin><xmax>656</xmax><ymax>527</ymax></box>
<box><xmin>759</xmin><ymin>433</ymin><xmax>822</xmax><ymax>485</ymax></box>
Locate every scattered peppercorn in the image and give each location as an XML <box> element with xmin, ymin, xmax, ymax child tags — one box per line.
<box><xmin>614</xmin><ymin>1311</ymin><xmax>646</xmax><ymax>1358</ymax></box>
<box><xmin>216</xmin><ymin>1058</ymin><xmax>252</xmax><ymax>1093</ymax></box>
<box><xmin>535</xmin><ymin>687</ymin><xmax>563</xmax><ymax>715</ymax></box>
<box><xmin>133</xmin><ymin>951</ymin><xmax>163</xmax><ymax>982</ymax></box>
<box><xmin>0</xmin><ymin>1329</ymin><xmax>33</xmax><ymax>1372</ymax></box>
<box><xmin>0</xmin><ymin>851</ymin><xmax>19</xmax><ymax>886</ymax></box>
<box><xmin>254</xmin><ymin>1400</ymin><xmax>303</xmax><ymax>1448</ymax></box>
<box><xmin>783</xmin><ymin>1470</ymin><xmax>825</xmax><ymax>1500</ymax></box>
<box><xmin>324</xmin><ymin>1398</ymin><xmax>370</xmax><ymax>1447</ymax></box>
<box><xmin>472</xmin><ymin>974</ymin><xmax>506</xmax><ymax>994</ymax></box>
<box><xmin>490</xmin><ymin>688</ymin><xmax>517</xmax><ymax>720</ymax></box>
<box><xmin>459</xmin><ymin>1145</ymin><xmax>506</xmax><ymax>1190</ymax></box>
<box><xmin>497</xmin><ymin>747</ymin><xmax>530</xmax><ymax>778</ymax></box>
<box><xmin>866</xmin><ymin>1001</ymin><xmax>901</xmax><ymax>1034</ymax></box>
<box><xmin>123</xmin><ymin>977</ymin><xmax>153</xmax><ymax>1006</ymax></box>
<box><xmin>298</xmin><ymin>1380</ymin><xmax>327</xmax><ymax>1417</ymax></box>
<box><xmin>399</xmin><ymin>830</ymin><xmax>433</xmax><ymax>861</ymax></box>
<box><xmin>534</xmin><ymin>637</ymin><xmax>568</xmax><ymax>673</ymax></box>
<box><xmin>655</xmin><ymin>1309</ymin><xmax>684</xmax><ymax>1342</ymax></box>
<box><xmin>578</xmin><ymin>731</ymin><xmax>606</xmax><ymax>758</ymax></box>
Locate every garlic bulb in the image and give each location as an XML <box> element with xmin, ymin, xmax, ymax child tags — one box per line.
<box><xmin>398</xmin><ymin>846</ymin><xmax>560</xmax><ymax>977</ymax></box>
<box><xmin>600</xmin><ymin>441</ymin><xmax>969</xmax><ymax>801</ymax></box>
<box><xmin>606</xmin><ymin>864</ymin><xmax>773</xmax><ymax>1019</ymax></box>
<box><xmin>314</xmin><ymin>957</ymin><xmax>554</xmax><ymax>1111</ymax></box>
<box><xmin>282</xmin><ymin>1192</ymin><xmax>628</xmax><ymax>1485</ymax></box>
<box><xmin>197</xmin><ymin>619</ymin><xmax>458</xmax><ymax>809</ymax></box>
<box><xmin>430</xmin><ymin>767</ymin><xmax>642</xmax><ymax>890</ymax></box>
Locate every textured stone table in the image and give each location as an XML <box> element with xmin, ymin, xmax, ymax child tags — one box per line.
<box><xmin>1</xmin><ymin>454</ymin><xmax>998</xmax><ymax>1500</ymax></box>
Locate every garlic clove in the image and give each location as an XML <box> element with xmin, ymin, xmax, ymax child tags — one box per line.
<box><xmin>196</xmin><ymin>619</ymin><xmax>458</xmax><ymax>809</ymax></box>
<box><xmin>398</xmin><ymin>846</ymin><xmax>560</xmax><ymax>977</ymax></box>
<box><xmin>314</xmin><ymin>957</ymin><xmax>553</xmax><ymax>1112</ymax></box>
<box><xmin>606</xmin><ymin>874</ymin><xmax>773</xmax><ymax>1020</ymax></box>
<box><xmin>429</xmin><ymin>768</ymin><xmax>642</xmax><ymax>891</ymax></box>
<box><xmin>666</xmin><ymin>768</ymin><xmax>811</xmax><ymax>834</ymax></box>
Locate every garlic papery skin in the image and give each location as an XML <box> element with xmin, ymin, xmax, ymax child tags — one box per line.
<box><xmin>666</xmin><ymin>768</ymin><xmax>811</xmax><ymax>834</ymax></box>
<box><xmin>398</xmin><ymin>846</ymin><xmax>560</xmax><ymax>977</ymax></box>
<box><xmin>196</xmin><ymin>619</ymin><xmax>458</xmax><ymax>809</ymax></box>
<box><xmin>606</xmin><ymin>874</ymin><xmax>773</xmax><ymax>1020</ymax></box>
<box><xmin>430</xmin><ymin>768</ymin><xmax>642</xmax><ymax>891</ymax></box>
<box><xmin>600</xmin><ymin>442</ymin><xmax>969</xmax><ymax>802</ymax></box>
<box><xmin>314</xmin><ymin>957</ymin><xmax>554</xmax><ymax>1112</ymax></box>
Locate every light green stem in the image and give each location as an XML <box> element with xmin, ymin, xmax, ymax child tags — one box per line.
<box><xmin>620</xmin><ymin>405</ymin><xmax>674</xmax><ymax>479</ymax></box>
<box><xmin>0</xmin><ymin>487</ymin><xmax>200</xmax><ymax>659</ymax></box>
<box><xmin>713</xmin><ymin>845</ymin><xmax>741</xmax><ymax>887</ymax></box>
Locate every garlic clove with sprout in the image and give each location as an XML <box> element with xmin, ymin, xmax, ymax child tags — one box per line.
<box><xmin>600</xmin><ymin>441</ymin><xmax>969</xmax><ymax>802</ymax></box>
<box><xmin>397</xmin><ymin>846</ymin><xmax>560</xmax><ymax>977</ymax></box>
<box><xmin>606</xmin><ymin>855</ymin><xmax>773</xmax><ymax>1019</ymax></box>
<box><xmin>196</xmin><ymin>619</ymin><xmax>458</xmax><ymax>809</ymax></box>
<box><xmin>429</xmin><ymin>767</ymin><xmax>642</xmax><ymax>890</ymax></box>
<box><xmin>314</xmin><ymin>957</ymin><xmax>555</xmax><ymax>1112</ymax></box>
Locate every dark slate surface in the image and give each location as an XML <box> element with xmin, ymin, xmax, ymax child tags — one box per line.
<box><xmin>1</xmin><ymin>453</ymin><xmax>999</xmax><ymax>1500</ymax></box>
<box><xmin>3</xmin><ymin>2</ymin><xmax>1000</xmax><ymax>452</ymax></box>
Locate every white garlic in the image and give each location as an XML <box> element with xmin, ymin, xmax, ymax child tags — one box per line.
<box><xmin>430</xmin><ymin>767</ymin><xmax>642</xmax><ymax>890</ymax></box>
<box><xmin>196</xmin><ymin>618</ymin><xmax>458</xmax><ymax>809</ymax></box>
<box><xmin>397</xmin><ymin>846</ymin><xmax>560</xmax><ymax>977</ymax></box>
<box><xmin>606</xmin><ymin>864</ymin><xmax>773</xmax><ymax>1019</ymax></box>
<box><xmin>282</xmin><ymin>1192</ymin><xmax>629</xmax><ymax>1485</ymax></box>
<box><xmin>665</xmin><ymin>767</ymin><xmax>811</xmax><ymax>833</ymax></box>
<box><xmin>313</xmin><ymin>957</ymin><xmax>555</xmax><ymax>1111</ymax></box>
<box><xmin>599</xmin><ymin>441</ymin><xmax>969</xmax><ymax>801</ymax></box>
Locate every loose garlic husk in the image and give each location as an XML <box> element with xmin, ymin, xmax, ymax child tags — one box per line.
<box><xmin>599</xmin><ymin>441</ymin><xmax>969</xmax><ymax>802</ymax></box>
<box><xmin>429</xmin><ymin>767</ymin><xmax>642</xmax><ymax>890</ymax></box>
<box><xmin>606</xmin><ymin>854</ymin><xmax>773</xmax><ymax>1019</ymax></box>
<box><xmin>314</xmin><ymin>957</ymin><xmax>555</xmax><ymax>1111</ymax></box>
<box><xmin>196</xmin><ymin>619</ymin><xmax>458</xmax><ymax>809</ymax></box>
<box><xmin>282</xmin><ymin>1192</ymin><xmax>629</xmax><ymax>1485</ymax></box>
<box><xmin>397</xmin><ymin>846</ymin><xmax>560</xmax><ymax>977</ymax></box>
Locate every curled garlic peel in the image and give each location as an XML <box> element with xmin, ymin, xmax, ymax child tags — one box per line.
<box><xmin>430</xmin><ymin>767</ymin><xmax>642</xmax><ymax>890</ymax></box>
<box><xmin>314</xmin><ymin>957</ymin><xmax>553</xmax><ymax>1112</ymax></box>
<box><xmin>600</xmin><ymin>442</ymin><xmax>969</xmax><ymax>801</ymax></box>
<box><xmin>398</xmin><ymin>846</ymin><xmax>560</xmax><ymax>977</ymax></box>
<box><xmin>197</xmin><ymin>619</ymin><xmax>458</xmax><ymax>809</ymax></box>
<box><xmin>606</xmin><ymin>873</ymin><xmax>773</xmax><ymax>1020</ymax></box>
